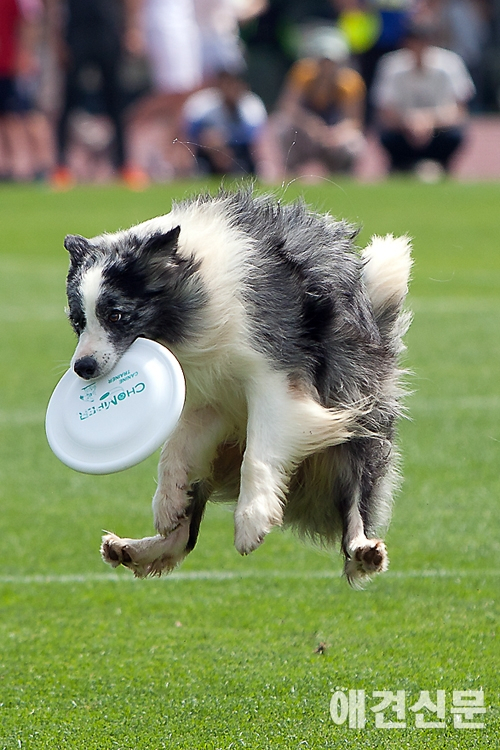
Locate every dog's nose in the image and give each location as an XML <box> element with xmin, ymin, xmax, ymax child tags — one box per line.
<box><xmin>74</xmin><ymin>356</ymin><xmax>99</xmax><ymax>380</ymax></box>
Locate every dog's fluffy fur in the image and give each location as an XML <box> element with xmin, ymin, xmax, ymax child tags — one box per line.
<box><xmin>64</xmin><ymin>189</ymin><xmax>412</xmax><ymax>585</ymax></box>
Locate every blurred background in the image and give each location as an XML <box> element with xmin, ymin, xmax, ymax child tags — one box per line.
<box><xmin>1</xmin><ymin>0</ymin><xmax>500</xmax><ymax>186</ymax></box>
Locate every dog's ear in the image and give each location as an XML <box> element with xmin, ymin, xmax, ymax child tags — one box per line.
<box><xmin>64</xmin><ymin>234</ymin><xmax>91</xmax><ymax>264</ymax></box>
<box><xmin>141</xmin><ymin>226</ymin><xmax>181</xmax><ymax>257</ymax></box>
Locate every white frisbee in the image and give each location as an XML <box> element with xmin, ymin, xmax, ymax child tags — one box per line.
<box><xmin>46</xmin><ymin>339</ymin><xmax>185</xmax><ymax>474</ymax></box>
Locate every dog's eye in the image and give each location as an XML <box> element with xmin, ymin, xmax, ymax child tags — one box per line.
<box><xmin>108</xmin><ymin>310</ymin><xmax>122</xmax><ymax>323</ymax></box>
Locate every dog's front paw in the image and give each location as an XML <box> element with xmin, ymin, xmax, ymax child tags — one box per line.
<box><xmin>234</xmin><ymin>505</ymin><xmax>282</xmax><ymax>556</ymax></box>
<box><xmin>344</xmin><ymin>539</ymin><xmax>389</xmax><ymax>587</ymax></box>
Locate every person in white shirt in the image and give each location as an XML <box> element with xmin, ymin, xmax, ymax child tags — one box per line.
<box><xmin>371</xmin><ymin>22</ymin><xmax>475</xmax><ymax>177</ymax></box>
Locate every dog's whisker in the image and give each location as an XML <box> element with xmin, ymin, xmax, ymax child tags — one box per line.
<box><xmin>171</xmin><ymin>138</ymin><xmax>198</xmax><ymax>164</ymax></box>
<box><xmin>51</xmin><ymin>361</ymin><xmax>72</xmax><ymax>376</ymax></box>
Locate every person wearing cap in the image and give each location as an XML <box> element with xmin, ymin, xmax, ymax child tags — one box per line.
<box><xmin>273</xmin><ymin>26</ymin><xmax>366</xmax><ymax>178</ymax></box>
<box><xmin>371</xmin><ymin>22</ymin><xmax>475</xmax><ymax>180</ymax></box>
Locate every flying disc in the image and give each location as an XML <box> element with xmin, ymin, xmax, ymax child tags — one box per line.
<box><xmin>46</xmin><ymin>339</ymin><xmax>185</xmax><ymax>474</ymax></box>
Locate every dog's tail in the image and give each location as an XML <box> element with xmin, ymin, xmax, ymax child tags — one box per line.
<box><xmin>361</xmin><ymin>234</ymin><xmax>412</xmax><ymax>351</ymax></box>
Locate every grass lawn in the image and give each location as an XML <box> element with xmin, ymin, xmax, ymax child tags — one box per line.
<box><xmin>0</xmin><ymin>179</ymin><xmax>498</xmax><ymax>749</ymax></box>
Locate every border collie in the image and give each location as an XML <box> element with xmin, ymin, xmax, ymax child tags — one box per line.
<box><xmin>64</xmin><ymin>189</ymin><xmax>412</xmax><ymax>586</ymax></box>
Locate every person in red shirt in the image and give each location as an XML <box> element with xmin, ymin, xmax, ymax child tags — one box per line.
<box><xmin>0</xmin><ymin>0</ymin><xmax>51</xmax><ymax>180</ymax></box>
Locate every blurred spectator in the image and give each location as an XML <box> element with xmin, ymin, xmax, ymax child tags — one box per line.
<box><xmin>48</xmin><ymin>0</ymin><xmax>148</xmax><ymax>189</ymax></box>
<box><xmin>371</xmin><ymin>21</ymin><xmax>476</xmax><ymax>180</ymax></box>
<box><xmin>272</xmin><ymin>25</ymin><xmax>366</xmax><ymax>179</ymax></box>
<box><xmin>0</xmin><ymin>0</ymin><xmax>53</xmax><ymax>181</ymax></box>
<box><xmin>193</xmin><ymin>0</ymin><xmax>267</xmax><ymax>83</ymax></box>
<box><xmin>412</xmin><ymin>0</ymin><xmax>489</xmax><ymax>107</ymax></box>
<box><xmin>130</xmin><ymin>0</ymin><xmax>267</xmax><ymax>179</ymax></box>
<box><xmin>129</xmin><ymin>0</ymin><xmax>203</xmax><ymax>179</ymax></box>
<box><xmin>413</xmin><ymin>0</ymin><xmax>488</xmax><ymax>66</ymax></box>
<box><xmin>243</xmin><ymin>0</ymin><xmax>338</xmax><ymax>111</ymax></box>
<box><xmin>335</xmin><ymin>0</ymin><xmax>412</xmax><ymax>123</ymax></box>
<box><xmin>141</xmin><ymin>0</ymin><xmax>202</xmax><ymax>94</ymax></box>
<box><xmin>183</xmin><ymin>68</ymin><xmax>267</xmax><ymax>175</ymax></box>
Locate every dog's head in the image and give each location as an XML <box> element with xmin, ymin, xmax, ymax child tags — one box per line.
<box><xmin>65</xmin><ymin>226</ymin><xmax>205</xmax><ymax>380</ymax></box>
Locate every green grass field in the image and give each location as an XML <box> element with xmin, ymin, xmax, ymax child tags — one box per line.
<box><xmin>0</xmin><ymin>179</ymin><xmax>498</xmax><ymax>749</ymax></box>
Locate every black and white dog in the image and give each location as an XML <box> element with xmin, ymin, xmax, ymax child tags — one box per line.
<box><xmin>64</xmin><ymin>189</ymin><xmax>412</xmax><ymax>585</ymax></box>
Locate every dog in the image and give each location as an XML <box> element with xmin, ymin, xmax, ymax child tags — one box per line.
<box><xmin>64</xmin><ymin>189</ymin><xmax>412</xmax><ymax>586</ymax></box>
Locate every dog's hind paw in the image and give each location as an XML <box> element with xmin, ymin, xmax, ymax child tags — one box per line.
<box><xmin>344</xmin><ymin>539</ymin><xmax>389</xmax><ymax>588</ymax></box>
